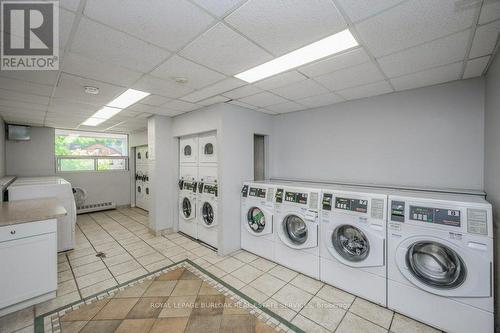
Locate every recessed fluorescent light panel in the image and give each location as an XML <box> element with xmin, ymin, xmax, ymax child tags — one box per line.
<box><xmin>235</xmin><ymin>29</ymin><xmax>358</xmax><ymax>83</ymax></box>
<box><xmin>82</xmin><ymin>89</ymin><xmax>150</xmax><ymax>127</ymax></box>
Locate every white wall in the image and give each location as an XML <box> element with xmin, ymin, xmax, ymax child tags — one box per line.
<box><xmin>0</xmin><ymin>118</ymin><xmax>5</xmax><ymax>178</ymax></box>
<box><xmin>485</xmin><ymin>51</ymin><xmax>500</xmax><ymax>332</ymax></box>
<box><xmin>271</xmin><ymin>79</ymin><xmax>485</xmax><ymax>191</ymax></box>
<box><xmin>129</xmin><ymin>130</ymin><xmax>148</xmax><ymax>147</ymax></box>
<box><xmin>5</xmin><ymin>126</ymin><xmax>131</xmax><ymax>206</ymax></box>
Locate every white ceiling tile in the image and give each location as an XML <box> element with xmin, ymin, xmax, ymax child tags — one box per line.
<box><xmin>126</xmin><ymin>103</ymin><xmax>155</xmax><ymax>113</ymax></box>
<box><xmin>134</xmin><ymin>112</ymin><xmax>153</xmax><ymax>119</ymax></box>
<box><xmin>132</xmin><ymin>75</ymin><xmax>194</xmax><ymax>99</ymax></box>
<box><xmin>0</xmin><ymin>77</ymin><xmax>53</xmax><ymax>96</ymax></box>
<box><xmin>469</xmin><ymin>20</ymin><xmax>500</xmax><ymax>58</ymax></box>
<box><xmin>149</xmin><ymin>107</ymin><xmax>183</xmax><ymax>117</ymax></box>
<box><xmin>463</xmin><ymin>56</ymin><xmax>491</xmax><ymax>79</ymax></box>
<box><xmin>49</xmin><ymin>98</ymin><xmax>96</xmax><ymax>113</ymax></box>
<box><xmin>335</xmin><ymin>0</ymin><xmax>405</xmax><ymax>23</ymax></box>
<box><xmin>337</xmin><ymin>80</ymin><xmax>393</xmax><ymax>100</ymax></box>
<box><xmin>479</xmin><ymin>0</ymin><xmax>500</xmax><ymax>24</ymax></box>
<box><xmin>297</xmin><ymin>92</ymin><xmax>344</xmax><ymax>108</ymax></box>
<box><xmin>71</xmin><ymin>18</ymin><xmax>170</xmax><ymax>72</ymax></box>
<box><xmin>181</xmin><ymin>78</ymin><xmax>246</xmax><ymax>102</ymax></box>
<box><xmin>314</xmin><ymin>62</ymin><xmax>384</xmax><ymax>91</ymax></box>
<box><xmin>41</xmin><ymin>0</ymin><xmax>80</xmax><ymax>12</ymax></box>
<box><xmin>238</xmin><ymin>91</ymin><xmax>288</xmax><ymax>107</ymax></box>
<box><xmin>150</xmin><ymin>55</ymin><xmax>226</xmax><ymax>90</ymax></box>
<box><xmin>62</xmin><ymin>52</ymin><xmax>143</xmax><ymax>86</ymax></box>
<box><xmin>60</xmin><ymin>9</ymin><xmax>76</xmax><ymax>50</ymax></box>
<box><xmin>227</xmin><ymin>100</ymin><xmax>258</xmax><ymax>110</ymax></box>
<box><xmin>298</xmin><ymin>48</ymin><xmax>370</xmax><ymax>77</ymax></box>
<box><xmin>192</xmin><ymin>0</ymin><xmax>247</xmax><ymax>17</ymax></box>
<box><xmin>0</xmin><ymin>89</ymin><xmax>50</xmax><ymax>105</ymax></box>
<box><xmin>162</xmin><ymin>100</ymin><xmax>200</xmax><ymax>112</ymax></box>
<box><xmin>0</xmin><ymin>99</ymin><xmax>47</xmax><ymax>111</ymax></box>
<box><xmin>198</xmin><ymin>95</ymin><xmax>230</xmax><ymax>106</ymax></box>
<box><xmin>271</xmin><ymin>79</ymin><xmax>329</xmax><ymax>100</ymax></box>
<box><xmin>0</xmin><ymin>71</ymin><xmax>58</xmax><ymax>86</ymax></box>
<box><xmin>356</xmin><ymin>0</ymin><xmax>476</xmax><ymax>57</ymax></box>
<box><xmin>265</xmin><ymin>101</ymin><xmax>304</xmax><ymax>113</ymax></box>
<box><xmin>180</xmin><ymin>23</ymin><xmax>272</xmax><ymax>75</ymax></box>
<box><xmin>0</xmin><ymin>106</ymin><xmax>46</xmax><ymax>117</ymax></box>
<box><xmin>255</xmin><ymin>108</ymin><xmax>277</xmax><ymax>115</ymax></box>
<box><xmin>54</xmin><ymin>73</ymin><xmax>126</xmax><ymax>105</ymax></box>
<box><xmin>254</xmin><ymin>71</ymin><xmax>307</xmax><ymax>90</ymax></box>
<box><xmin>84</xmin><ymin>0</ymin><xmax>214</xmax><ymax>51</ymax></box>
<box><xmin>390</xmin><ymin>62</ymin><xmax>462</xmax><ymax>91</ymax></box>
<box><xmin>378</xmin><ymin>30</ymin><xmax>470</xmax><ymax>78</ymax></box>
<box><xmin>140</xmin><ymin>95</ymin><xmax>171</xmax><ymax>106</ymax></box>
<box><xmin>225</xmin><ymin>0</ymin><xmax>346</xmax><ymax>55</ymax></box>
<box><xmin>222</xmin><ymin>85</ymin><xmax>262</xmax><ymax>99</ymax></box>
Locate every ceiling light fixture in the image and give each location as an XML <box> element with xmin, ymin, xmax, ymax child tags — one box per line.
<box><xmin>81</xmin><ymin>89</ymin><xmax>150</xmax><ymax>127</ymax></box>
<box><xmin>235</xmin><ymin>29</ymin><xmax>358</xmax><ymax>83</ymax></box>
<box><xmin>84</xmin><ymin>86</ymin><xmax>100</xmax><ymax>95</ymax></box>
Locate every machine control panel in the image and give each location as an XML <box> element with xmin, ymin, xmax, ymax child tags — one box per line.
<box><xmin>322</xmin><ymin>193</ymin><xmax>333</xmax><ymax>211</ymax></box>
<box><xmin>391</xmin><ymin>201</ymin><xmax>405</xmax><ymax>222</ymax></box>
<box><xmin>249</xmin><ymin>187</ymin><xmax>266</xmax><ymax>198</ymax></box>
<box><xmin>275</xmin><ymin>188</ymin><xmax>284</xmax><ymax>203</ymax></box>
<box><xmin>409</xmin><ymin>206</ymin><xmax>461</xmax><ymax>227</ymax></box>
<box><xmin>335</xmin><ymin>197</ymin><xmax>368</xmax><ymax>213</ymax></box>
<box><xmin>241</xmin><ymin>185</ymin><xmax>248</xmax><ymax>197</ymax></box>
<box><xmin>285</xmin><ymin>191</ymin><xmax>308</xmax><ymax>204</ymax></box>
<box><xmin>183</xmin><ymin>181</ymin><xmax>197</xmax><ymax>192</ymax></box>
<box><xmin>178</xmin><ymin>180</ymin><xmax>184</xmax><ymax>190</ymax></box>
<box><xmin>203</xmin><ymin>184</ymin><xmax>218</xmax><ymax>197</ymax></box>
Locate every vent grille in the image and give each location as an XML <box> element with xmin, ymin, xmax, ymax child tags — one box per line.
<box><xmin>309</xmin><ymin>192</ymin><xmax>319</xmax><ymax>210</ymax></box>
<box><xmin>77</xmin><ymin>202</ymin><xmax>116</xmax><ymax>214</ymax></box>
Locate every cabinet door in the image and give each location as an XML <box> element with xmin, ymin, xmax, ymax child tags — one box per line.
<box><xmin>0</xmin><ymin>232</ymin><xmax>57</xmax><ymax>309</ymax></box>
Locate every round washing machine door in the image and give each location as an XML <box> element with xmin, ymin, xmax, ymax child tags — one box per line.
<box><xmin>405</xmin><ymin>241</ymin><xmax>466</xmax><ymax>290</ymax></box>
<box><xmin>332</xmin><ymin>225</ymin><xmax>370</xmax><ymax>262</ymax></box>
<box><xmin>246</xmin><ymin>206</ymin><xmax>272</xmax><ymax>235</ymax></box>
<box><xmin>202</xmin><ymin>202</ymin><xmax>215</xmax><ymax>227</ymax></box>
<box><xmin>181</xmin><ymin>197</ymin><xmax>194</xmax><ymax>220</ymax></box>
<box><xmin>283</xmin><ymin>214</ymin><xmax>308</xmax><ymax>245</ymax></box>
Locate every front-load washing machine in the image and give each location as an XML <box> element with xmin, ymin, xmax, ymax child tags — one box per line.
<box><xmin>178</xmin><ymin>180</ymin><xmax>197</xmax><ymax>239</ymax></box>
<box><xmin>320</xmin><ymin>187</ymin><xmax>388</xmax><ymax>306</ymax></box>
<box><xmin>197</xmin><ymin>182</ymin><xmax>218</xmax><ymax>248</ymax></box>
<box><xmin>387</xmin><ymin>191</ymin><xmax>493</xmax><ymax>333</ymax></box>
<box><xmin>274</xmin><ymin>185</ymin><xmax>321</xmax><ymax>279</ymax></box>
<box><xmin>179</xmin><ymin>135</ymin><xmax>198</xmax><ymax>166</ymax></box>
<box><xmin>241</xmin><ymin>182</ymin><xmax>276</xmax><ymax>261</ymax></box>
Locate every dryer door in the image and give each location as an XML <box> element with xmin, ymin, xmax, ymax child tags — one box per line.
<box><xmin>199</xmin><ymin>134</ymin><xmax>217</xmax><ymax>164</ymax></box>
<box><xmin>180</xmin><ymin>137</ymin><xmax>198</xmax><ymax>164</ymax></box>
<box><xmin>278</xmin><ymin>213</ymin><xmax>318</xmax><ymax>249</ymax></box>
<box><xmin>201</xmin><ymin>201</ymin><xmax>217</xmax><ymax>228</ymax></box>
<box><xmin>395</xmin><ymin>236</ymin><xmax>491</xmax><ymax>297</ymax></box>
<box><xmin>181</xmin><ymin>196</ymin><xmax>195</xmax><ymax>221</ymax></box>
<box><xmin>327</xmin><ymin>223</ymin><xmax>384</xmax><ymax>268</ymax></box>
<box><xmin>245</xmin><ymin>206</ymin><xmax>272</xmax><ymax>236</ymax></box>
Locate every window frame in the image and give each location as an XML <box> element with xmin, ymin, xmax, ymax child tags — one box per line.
<box><xmin>55</xmin><ymin>129</ymin><xmax>129</xmax><ymax>173</ymax></box>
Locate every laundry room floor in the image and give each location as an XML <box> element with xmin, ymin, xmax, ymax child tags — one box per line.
<box><xmin>0</xmin><ymin>208</ymin><xmax>440</xmax><ymax>333</ymax></box>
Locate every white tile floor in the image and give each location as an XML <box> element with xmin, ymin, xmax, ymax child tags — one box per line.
<box><xmin>0</xmin><ymin>208</ymin><xmax>441</xmax><ymax>333</ymax></box>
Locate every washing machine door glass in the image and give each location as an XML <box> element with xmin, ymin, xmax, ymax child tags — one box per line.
<box><xmin>332</xmin><ymin>225</ymin><xmax>369</xmax><ymax>262</ymax></box>
<box><xmin>202</xmin><ymin>202</ymin><xmax>214</xmax><ymax>226</ymax></box>
<box><xmin>283</xmin><ymin>215</ymin><xmax>307</xmax><ymax>245</ymax></box>
<box><xmin>182</xmin><ymin>197</ymin><xmax>192</xmax><ymax>218</ymax></box>
<box><xmin>247</xmin><ymin>207</ymin><xmax>266</xmax><ymax>233</ymax></box>
<box><xmin>204</xmin><ymin>143</ymin><xmax>214</xmax><ymax>155</ymax></box>
<box><xmin>184</xmin><ymin>145</ymin><xmax>192</xmax><ymax>156</ymax></box>
<box><xmin>406</xmin><ymin>241</ymin><xmax>466</xmax><ymax>289</ymax></box>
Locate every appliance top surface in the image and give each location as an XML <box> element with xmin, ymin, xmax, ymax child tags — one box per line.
<box><xmin>389</xmin><ymin>189</ymin><xmax>490</xmax><ymax>206</ymax></box>
<box><xmin>10</xmin><ymin>177</ymin><xmax>71</xmax><ymax>187</ymax></box>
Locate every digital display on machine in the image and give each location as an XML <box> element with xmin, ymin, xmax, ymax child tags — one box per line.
<box><xmin>409</xmin><ymin>206</ymin><xmax>461</xmax><ymax>227</ymax></box>
<box><xmin>391</xmin><ymin>201</ymin><xmax>405</xmax><ymax>222</ymax></box>
<box><xmin>204</xmin><ymin>185</ymin><xmax>217</xmax><ymax>196</ymax></box>
<box><xmin>322</xmin><ymin>193</ymin><xmax>333</xmax><ymax>211</ymax></box>
<box><xmin>183</xmin><ymin>182</ymin><xmax>196</xmax><ymax>192</ymax></box>
<box><xmin>249</xmin><ymin>187</ymin><xmax>266</xmax><ymax>198</ymax></box>
<box><xmin>275</xmin><ymin>188</ymin><xmax>284</xmax><ymax>203</ymax></box>
<box><xmin>241</xmin><ymin>185</ymin><xmax>249</xmax><ymax>197</ymax></box>
<box><xmin>285</xmin><ymin>191</ymin><xmax>308</xmax><ymax>204</ymax></box>
<box><xmin>335</xmin><ymin>197</ymin><xmax>368</xmax><ymax>213</ymax></box>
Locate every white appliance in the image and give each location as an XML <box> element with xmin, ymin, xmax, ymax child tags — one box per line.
<box><xmin>8</xmin><ymin>177</ymin><xmax>76</xmax><ymax>252</ymax></box>
<box><xmin>198</xmin><ymin>165</ymin><xmax>217</xmax><ymax>184</ymax></box>
<box><xmin>274</xmin><ymin>184</ymin><xmax>321</xmax><ymax>279</ymax></box>
<box><xmin>387</xmin><ymin>192</ymin><xmax>493</xmax><ymax>333</ymax></box>
<box><xmin>241</xmin><ymin>182</ymin><xmax>276</xmax><ymax>261</ymax></box>
<box><xmin>178</xmin><ymin>180</ymin><xmax>198</xmax><ymax>239</ymax></box>
<box><xmin>320</xmin><ymin>187</ymin><xmax>388</xmax><ymax>306</ymax></box>
<box><xmin>197</xmin><ymin>182</ymin><xmax>218</xmax><ymax>248</ymax></box>
<box><xmin>179</xmin><ymin>135</ymin><xmax>198</xmax><ymax>166</ymax></box>
<box><xmin>135</xmin><ymin>145</ymin><xmax>149</xmax><ymax>211</ymax></box>
<box><xmin>198</xmin><ymin>132</ymin><xmax>217</xmax><ymax>166</ymax></box>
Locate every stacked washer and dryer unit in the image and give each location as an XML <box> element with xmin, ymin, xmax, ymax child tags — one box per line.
<box><xmin>134</xmin><ymin>145</ymin><xmax>150</xmax><ymax>211</ymax></box>
<box><xmin>240</xmin><ymin>182</ymin><xmax>494</xmax><ymax>333</ymax></box>
<box><xmin>179</xmin><ymin>132</ymin><xmax>218</xmax><ymax>249</ymax></box>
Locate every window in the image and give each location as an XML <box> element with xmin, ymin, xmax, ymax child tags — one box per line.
<box><xmin>55</xmin><ymin>129</ymin><xmax>128</xmax><ymax>172</ymax></box>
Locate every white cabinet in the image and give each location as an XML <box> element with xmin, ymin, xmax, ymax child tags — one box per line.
<box><xmin>0</xmin><ymin>219</ymin><xmax>57</xmax><ymax>316</ymax></box>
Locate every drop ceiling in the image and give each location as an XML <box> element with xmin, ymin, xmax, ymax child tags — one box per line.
<box><xmin>0</xmin><ymin>0</ymin><xmax>498</xmax><ymax>133</ymax></box>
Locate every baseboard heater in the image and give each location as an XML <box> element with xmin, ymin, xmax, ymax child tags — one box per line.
<box><xmin>77</xmin><ymin>202</ymin><xmax>116</xmax><ymax>214</ymax></box>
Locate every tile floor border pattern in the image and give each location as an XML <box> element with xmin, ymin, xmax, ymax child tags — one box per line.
<box><xmin>35</xmin><ymin>260</ymin><xmax>304</xmax><ymax>333</ymax></box>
